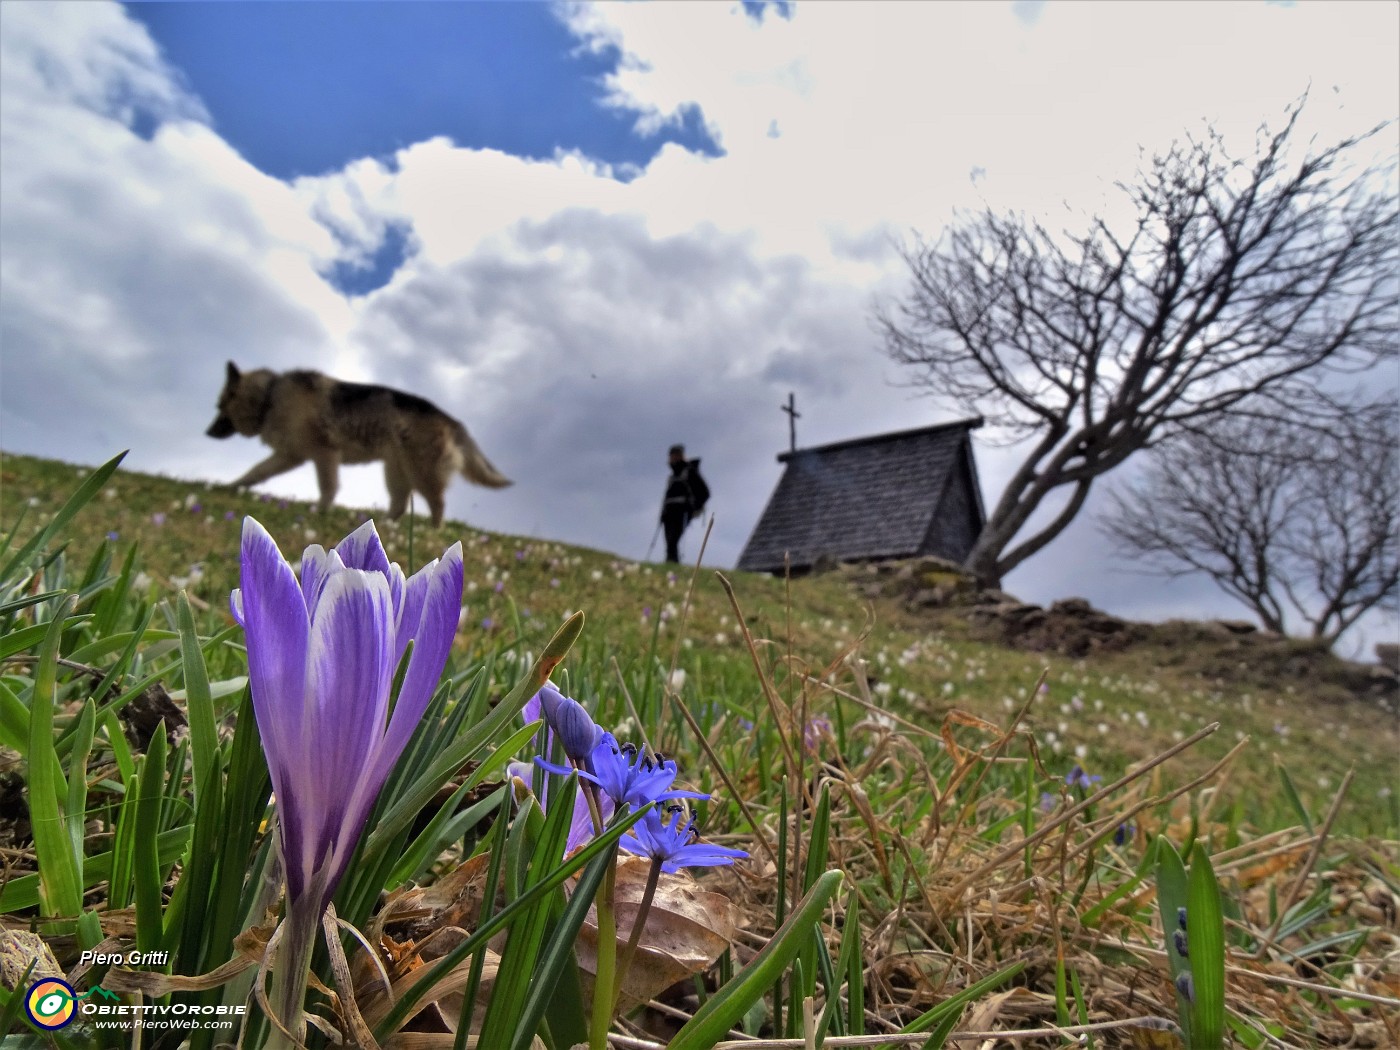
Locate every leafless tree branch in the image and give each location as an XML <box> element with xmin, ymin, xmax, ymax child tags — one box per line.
<box><xmin>1102</xmin><ymin>399</ymin><xmax>1398</xmax><ymax>648</ymax></box>
<box><xmin>876</xmin><ymin>97</ymin><xmax>1398</xmax><ymax>587</ymax></box>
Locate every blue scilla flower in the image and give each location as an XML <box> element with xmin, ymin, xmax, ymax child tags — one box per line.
<box><xmin>538</xmin><ymin>732</ymin><xmax>709</xmax><ymax>810</ymax></box>
<box><xmin>620</xmin><ymin>804</ymin><xmax>748</xmax><ymax>873</ymax></box>
<box><xmin>1065</xmin><ymin>764</ymin><xmax>1102</xmax><ymax>790</ymax></box>
<box><xmin>531</xmin><ymin>683</ymin><xmax>602</xmax><ymax>763</ymax></box>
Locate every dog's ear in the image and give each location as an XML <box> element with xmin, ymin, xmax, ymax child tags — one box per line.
<box><xmin>225</xmin><ymin>361</ymin><xmax>241</xmax><ymax>383</ymax></box>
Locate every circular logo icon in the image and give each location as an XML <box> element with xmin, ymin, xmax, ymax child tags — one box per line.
<box><xmin>25</xmin><ymin>978</ymin><xmax>77</xmax><ymax>1030</ymax></box>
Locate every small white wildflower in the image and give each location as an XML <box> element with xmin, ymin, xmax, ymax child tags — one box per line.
<box><xmin>133</xmin><ymin>572</ymin><xmax>152</xmax><ymax>590</ymax></box>
<box><xmin>668</xmin><ymin>669</ymin><xmax>687</xmax><ymax>691</ymax></box>
<box><xmin>1074</xmin><ymin>744</ymin><xmax>1088</xmax><ymax>759</ymax></box>
<box><xmin>874</xmin><ymin>681</ymin><xmax>892</xmax><ymax>698</ymax></box>
<box><xmin>1097</xmin><ymin>722</ymin><xmax>1109</xmax><ymax>735</ymax></box>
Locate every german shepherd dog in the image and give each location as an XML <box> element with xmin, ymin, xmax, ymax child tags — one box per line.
<box><xmin>207</xmin><ymin>362</ymin><xmax>510</xmax><ymax>526</ymax></box>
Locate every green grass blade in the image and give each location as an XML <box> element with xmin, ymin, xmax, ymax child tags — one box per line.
<box><xmin>373</xmin><ymin>801</ymin><xmax>647</xmax><ymax>1041</ymax></box>
<box><xmin>899</xmin><ymin>961</ymin><xmax>1026</xmax><ymax>1037</ymax></box>
<box><xmin>0</xmin><ymin>824</ymin><xmax>192</xmax><ymax>914</ymax></box>
<box><xmin>480</xmin><ymin>778</ymin><xmax>578</xmax><ymax>1046</ymax></box>
<box><xmin>1155</xmin><ymin>835</ymin><xmax>1193</xmax><ymax>1038</ymax></box>
<box><xmin>509</xmin><ymin>838</ymin><xmax>613</xmax><ymax>1050</ymax></box>
<box><xmin>176</xmin><ymin>593</ymin><xmax>219</xmax><ymax>810</ymax></box>
<box><xmin>1186</xmin><ymin>844</ymin><xmax>1226</xmax><ymax>1049</ymax></box>
<box><xmin>0</xmin><ymin>622</ymin><xmax>60</xmax><ymax>661</ymax></box>
<box><xmin>669</xmin><ymin>869</ymin><xmax>844</xmax><ymax>1050</ymax></box>
<box><xmin>389</xmin><ymin>784</ymin><xmax>507</xmax><ymax>889</ymax></box>
<box><xmin>63</xmin><ymin>701</ymin><xmax>96</xmax><ymax>875</ymax></box>
<box><xmin>25</xmin><ymin>598</ymin><xmax>82</xmax><ymax>928</ymax></box>
<box><xmin>0</xmin><ymin>678</ymin><xmax>31</xmax><ymax>753</ymax></box>
<box><xmin>133</xmin><ymin>725</ymin><xmax>169</xmax><ymax>952</ymax></box>
<box><xmin>1273</xmin><ymin>758</ymin><xmax>1315</xmax><ymax>835</ymax></box>
<box><xmin>363</xmin><ymin>612</ymin><xmax>584</xmax><ymax>861</ymax></box>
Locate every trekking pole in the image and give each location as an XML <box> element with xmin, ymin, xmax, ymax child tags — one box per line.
<box><xmin>645</xmin><ymin>522</ymin><xmax>662</xmax><ymax>561</ymax></box>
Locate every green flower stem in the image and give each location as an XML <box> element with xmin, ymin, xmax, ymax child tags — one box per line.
<box><xmin>590</xmin><ymin>854</ymin><xmax>619</xmax><ymax>1050</ymax></box>
<box><xmin>611</xmin><ymin>855</ymin><xmax>663</xmax><ymax>1019</ymax></box>
<box><xmin>267</xmin><ymin>897</ymin><xmax>322</xmax><ymax>1050</ymax></box>
<box><xmin>575</xmin><ymin>776</ymin><xmax>623</xmax><ymax>1050</ymax></box>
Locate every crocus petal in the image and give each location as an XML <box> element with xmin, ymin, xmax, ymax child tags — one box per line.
<box><xmin>300</xmin><ymin>568</ymin><xmax>396</xmax><ymax>899</ymax></box>
<box><xmin>333</xmin><ymin>519</ymin><xmax>393</xmax><ymax>578</ymax></box>
<box><xmin>238</xmin><ymin>520</ymin><xmax>309</xmax><ymax>804</ymax></box>
<box><xmin>304</xmin><ymin>570</ymin><xmax>396</xmax><ymax>804</ymax></box>
<box><xmin>367</xmin><ymin>542</ymin><xmax>463</xmax><ymax>790</ymax></box>
<box><xmin>299</xmin><ymin>544</ymin><xmax>331</xmax><ymax>613</ymax></box>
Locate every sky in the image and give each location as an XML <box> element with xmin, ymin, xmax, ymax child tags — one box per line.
<box><xmin>1</xmin><ymin>0</ymin><xmax>1396</xmax><ymax>656</ymax></box>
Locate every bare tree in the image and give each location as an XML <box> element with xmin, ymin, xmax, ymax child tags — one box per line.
<box><xmin>1103</xmin><ymin>402</ymin><xmax>1398</xmax><ymax>647</ymax></box>
<box><xmin>878</xmin><ymin>101</ymin><xmax>1397</xmax><ymax>588</ymax></box>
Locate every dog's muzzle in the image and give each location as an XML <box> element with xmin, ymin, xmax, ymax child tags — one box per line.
<box><xmin>206</xmin><ymin>415</ymin><xmax>235</xmax><ymax>439</ymax></box>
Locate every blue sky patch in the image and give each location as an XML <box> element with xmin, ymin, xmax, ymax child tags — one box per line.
<box><xmin>322</xmin><ymin>223</ymin><xmax>413</xmax><ymax>298</ymax></box>
<box><xmin>124</xmin><ymin>2</ymin><xmax>722</xmax><ymax>181</ymax></box>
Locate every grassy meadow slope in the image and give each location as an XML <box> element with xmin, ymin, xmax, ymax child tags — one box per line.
<box><xmin>3</xmin><ymin>450</ymin><xmax>1394</xmax><ymax>836</ymax></box>
<box><xmin>3</xmin><ymin>447</ymin><xmax>1398</xmax><ymax>1047</ymax></box>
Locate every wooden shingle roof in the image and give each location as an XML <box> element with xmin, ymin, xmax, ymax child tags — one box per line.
<box><xmin>737</xmin><ymin>418</ymin><xmax>985</xmax><ymax>573</ymax></box>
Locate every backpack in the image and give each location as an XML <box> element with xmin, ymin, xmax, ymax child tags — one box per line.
<box><xmin>686</xmin><ymin>459</ymin><xmax>710</xmax><ymax>518</ymax></box>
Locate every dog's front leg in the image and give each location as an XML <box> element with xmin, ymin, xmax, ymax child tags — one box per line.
<box><xmin>313</xmin><ymin>453</ymin><xmax>341</xmax><ymax>514</ymax></box>
<box><xmin>231</xmin><ymin>452</ymin><xmax>305</xmax><ymax>490</ymax></box>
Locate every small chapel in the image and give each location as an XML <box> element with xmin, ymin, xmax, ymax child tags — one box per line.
<box><xmin>737</xmin><ymin>416</ymin><xmax>986</xmax><ymax>575</ymax></box>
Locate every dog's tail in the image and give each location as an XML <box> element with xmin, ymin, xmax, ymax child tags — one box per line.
<box><xmin>451</xmin><ymin>423</ymin><xmax>512</xmax><ymax>489</ymax></box>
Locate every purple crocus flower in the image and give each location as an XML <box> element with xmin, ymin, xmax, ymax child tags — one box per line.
<box><xmin>619</xmin><ymin>804</ymin><xmax>748</xmax><ymax>873</ymax></box>
<box><xmin>231</xmin><ymin>516</ymin><xmax>463</xmax><ymax>910</ymax></box>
